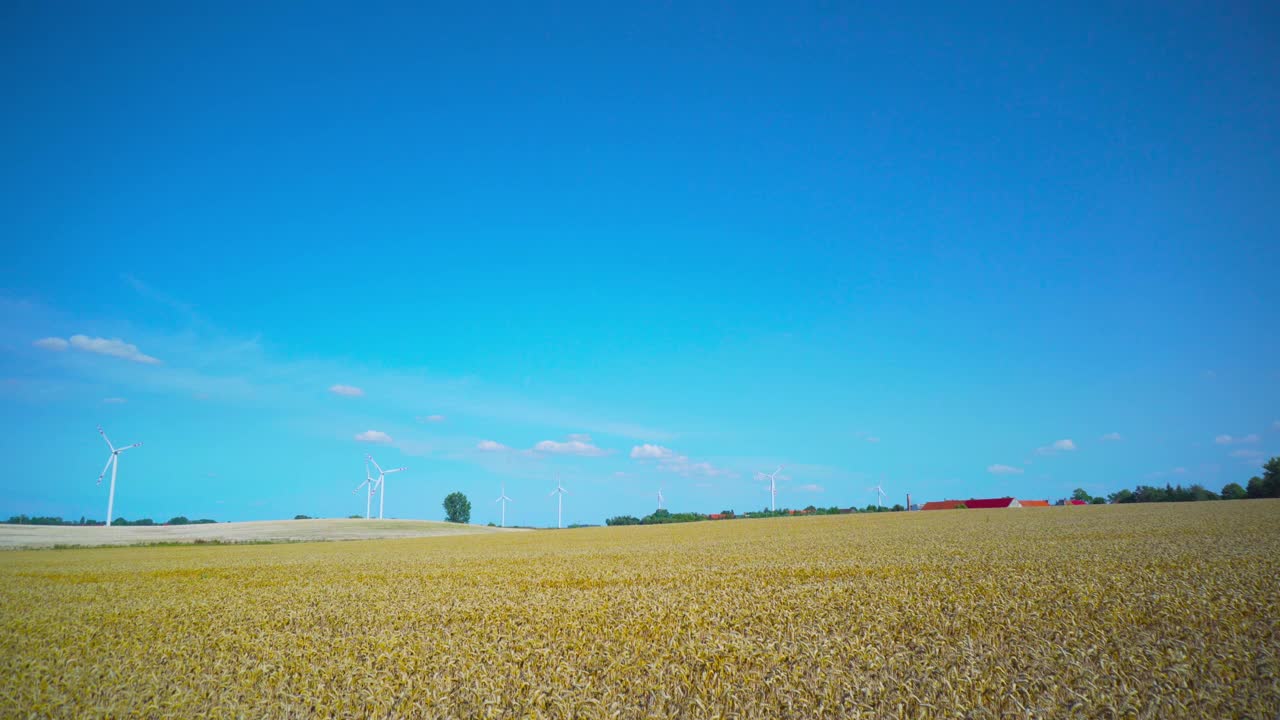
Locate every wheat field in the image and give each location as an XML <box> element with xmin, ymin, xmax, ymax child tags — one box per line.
<box><xmin>1</xmin><ymin>502</ymin><xmax>1277</xmax><ymax>718</ymax></box>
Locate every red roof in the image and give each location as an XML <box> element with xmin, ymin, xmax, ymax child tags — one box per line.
<box><xmin>1067</xmin><ymin>499</ymin><xmax>1088</xmax><ymax>506</ymax></box>
<box><xmin>963</xmin><ymin>497</ymin><xmax>1017</xmax><ymax>509</ymax></box>
<box><xmin>921</xmin><ymin>500</ymin><xmax>966</xmax><ymax>511</ymax></box>
<box><xmin>1020</xmin><ymin>499</ymin><xmax>1050</xmax><ymax>507</ymax></box>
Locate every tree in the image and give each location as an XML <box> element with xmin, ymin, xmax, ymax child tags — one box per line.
<box><xmin>294</xmin><ymin>514</ymin><xmax>312</xmax><ymax>520</ymax></box>
<box><xmin>1246</xmin><ymin>476</ymin><xmax>1265</xmax><ymax>499</ymax></box>
<box><xmin>1090</xmin><ymin>497</ymin><xmax>1106</xmax><ymax>504</ymax></box>
<box><xmin>1221</xmin><ymin>482</ymin><xmax>1247</xmax><ymax>500</ymax></box>
<box><xmin>1108</xmin><ymin>489</ymin><xmax>1135</xmax><ymax>504</ymax></box>
<box><xmin>1071</xmin><ymin>488</ymin><xmax>1092</xmax><ymax>502</ymax></box>
<box><xmin>443</xmin><ymin>492</ymin><xmax>471</xmax><ymax>524</ymax></box>
<box><xmin>166</xmin><ymin>516</ymin><xmax>190</xmax><ymax>525</ymax></box>
<box><xmin>1262</xmin><ymin>457</ymin><xmax>1280</xmax><ymax>498</ymax></box>
<box><xmin>606</xmin><ymin>515</ymin><xmax>641</xmax><ymax>526</ymax></box>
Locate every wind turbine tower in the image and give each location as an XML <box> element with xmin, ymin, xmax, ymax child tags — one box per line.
<box><xmin>548</xmin><ymin>478</ymin><xmax>569</xmax><ymax>529</ymax></box>
<box><xmin>867</xmin><ymin>483</ymin><xmax>887</xmax><ymax>509</ymax></box>
<box><xmin>353</xmin><ymin>460</ymin><xmax>376</xmax><ymax>519</ymax></box>
<box><xmin>97</xmin><ymin>426</ymin><xmax>142</xmax><ymax>528</ymax></box>
<box><xmin>657</xmin><ymin>486</ymin><xmax>665</xmax><ymax>511</ymax></box>
<box><xmin>367</xmin><ymin>454</ymin><xmax>407</xmax><ymax>520</ymax></box>
<box><xmin>757</xmin><ymin>466</ymin><xmax>783</xmax><ymax>511</ymax></box>
<box><xmin>495</xmin><ymin>483</ymin><xmax>513</xmax><ymax>528</ymax></box>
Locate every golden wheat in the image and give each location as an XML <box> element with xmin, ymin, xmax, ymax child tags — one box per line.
<box><xmin>1</xmin><ymin>501</ymin><xmax>1278</xmax><ymax>718</ymax></box>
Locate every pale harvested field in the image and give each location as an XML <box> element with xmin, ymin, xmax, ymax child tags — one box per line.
<box><xmin>1</xmin><ymin>502</ymin><xmax>1278</xmax><ymax>718</ymax></box>
<box><xmin>0</xmin><ymin>518</ymin><xmax>514</xmax><ymax>549</ymax></box>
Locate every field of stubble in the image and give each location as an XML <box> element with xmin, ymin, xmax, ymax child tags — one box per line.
<box><xmin>2</xmin><ymin>501</ymin><xmax>1277</xmax><ymax>718</ymax></box>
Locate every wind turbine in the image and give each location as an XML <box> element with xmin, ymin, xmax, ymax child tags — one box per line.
<box><xmin>97</xmin><ymin>425</ymin><xmax>141</xmax><ymax>527</ymax></box>
<box><xmin>867</xmin><ymin>483</ymin><xmax>887</xmax><ymax>509</ymax></box>
<box><xmin>548</xmin><ymin>477</ymin><xmax>569</xmax><ymax>529</ymax></box>
<box><xmin>495</xmin><ymin>483</ymin><xmax>513</xmax><ymax>528</ymax></box>
<box><xmin>353</xmin><ymin>459</ymin><xmax>377</xmax><ymax>519</ymax></box>
<box><xmin>657</xmin><ymin>486</ymin><xmax>665</xmax><ymax>511</ymax></box>
<box><xmin>756</xmin><ymin>466</ymin><xmax>783</xmax><ymax>511</ymax></box>
<box><xmin>367</xmin><ymin>454</ymin><xmax>407</xmax><ymax>520</ymax></box>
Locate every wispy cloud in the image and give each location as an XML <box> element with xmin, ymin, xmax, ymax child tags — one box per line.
<box><xmin>1099</xmin><ymin>432</ymin><xmax>1122</xmax><ymax>442</ymax></box>
<box><xmin>354</xmin><ymin>430</ymin><xmax>392</xmax><ymax>444</ymax></box>
<box><xmin>630</xmin><ymin>444</ymin><xmax>735</xmax><ymax>477</ymax></box>
<box><xmin>34</xmin><ymin>334</ymin><xmax>162</xmax><ymax>364</ymax></box>
<box><xmin>416</xmin><ymin>414</ymin><xmax>446</xmax><ymax>423</ymax></box>
<box><xmin>630</xmin><ymin>444</ymin><xmax>676</xmax><ymax>460</ymax></box>
<box><xmin>329</xmin><ymin>384</ymin><xmax>365</xmax><ymax>397</ymax></box>
<box><xmin>1215</xmin><ymin>434</ymin><xmax>1259</xmax><ymax>445</ymax></box>
<box><xmin>532</xmin><ymin>437</ymin><xmax>610</xmax><ymax>457</ymax></box>
<box><xmin>476</xmin><ymin>440</ymin><xmax>510</xmax><ymax>452</ymax></box>
<box><xmin>987</xmin><ymin>464</ymin><xmax>1024</xmax><ymax>475</ymax></box>
<box><xmin>102</xmin><ymin>397</ymin><xmax>127</xmax><ymax>404</ymax></box>
<box><xmin>1034</xmin><ymin>439</ymin><xmax>1077</xmax><ymax>455</ymax></box>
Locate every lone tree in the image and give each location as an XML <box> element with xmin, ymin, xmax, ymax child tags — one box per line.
<box><xmin>443</xmin><ymin>492</ymin><xmax>471</xmax><ymax>524</ymax></box>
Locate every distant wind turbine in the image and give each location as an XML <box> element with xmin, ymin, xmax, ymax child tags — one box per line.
<box><xmin>549</xmin><ymin>477</ymin><xmax>569</xmax><ymax>529</ymax></box>
<box><xmin>495</xmin><ymin>483</ymin><xmax>513</xmax><ymax>528</ymax></box>
<box><xmin>756</xmin><ymin>466</ymin><xmax>783</xmax><ymax>511</ymax></box>
<box><xmin>867</xmin><ymin>483</ymin><xmax>887</xmax><ymax>509</ymax></box>
<box><xmin>353</xmin><ymin>459</ymin><xmax>376</xmax><ymax>519</ymax></box>
<box><xmin>97</xmin><ymin>425</ymin><xmax>141</xmax><ymax>528</ymax></box>
<box><xmin>367</xmin><ymin>454</ymin><xmax>407</xmax><ymax>520</ymax></box>
<box><xmin>657</xmin><ymin>486</ymin><xmax>665</xmax><ymax>510</ymax></box>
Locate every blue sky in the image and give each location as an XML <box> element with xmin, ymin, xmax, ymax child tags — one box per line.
<box><xmin>2</xmin><ymin>2</ymin><xmax>1277</xmax><ymax>526</ymax></box>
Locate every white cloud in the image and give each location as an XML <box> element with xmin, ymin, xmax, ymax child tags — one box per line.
<box><xmin>354</xmin><ymin>430</ymin><xmax>393</xmax><ymax>444</ymax></box>
<box><xmin>1215</xmin><ymin>434</ymin><xmax>1259</xmax><ymax>445</ymax></box>
<box><xmin>987</xmin><ymin>464</ymin><xmax>1024</xmax><ymax>475</ymax></box>
<box><xmin>630</xmin><ymin>444</ymin><xmax>675</xmax><ymax>460</ymax></box>
<box><xmin>1035</xmin><ymin>439</ymin><xmax>1077</xmax><ymax>455</ymax></box>
<box><xmin>631</xmin><ymin>444</ymin><xmax>734</xmax><ymax>477</ymax></box>
<box><xmin>476</xmin><ymin>440</ymin><xmax>509</xmax><ymax>452</ymax></box>
<box><xmin>1100</xmin><ymin>432</ymin><xmax>1122</xmax><ymax>442</ymax></box>
<box><xmin>416</xmin><ymin>414</ymin><xmax>446</xmax><ymax>423</ymax></box>
<box><xmin>532</xmin><ymin>438</ymin><xmax>610</xmax><ymax>456</ymax></box>
<box><xmin>34</xmin><ymin>334</ymin><xmax>161</xmax><ymax>364</ymax></box>
<box><xmin>797</xmin><ymin>484</ymin><xmax>824</xmax><ymax>492</ymax></box>
<box><xmin>102</xmin><ymin>397</ymin><xmax>127</xmax><ymax>404</ymax></box>
<box><xmin>329</xmin><ymin>384</ymin><xmax>364</xmax><ymax>397</ymax></box>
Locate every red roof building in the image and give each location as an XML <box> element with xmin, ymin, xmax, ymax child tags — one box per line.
<box><xmin>962</xmin><ymin>497</ymin><xmax>1021</xmax><ymax>509</ymax></box>
<box><xmin>1019</xmin><ymin>499</ymin><xmax>1051</xmax><ymax>507</ymax></box>
<box><xmin>921</xmin><ymin>500</ymin><xmax>967</xmax><ymax>511</ymax></box>
<box><xmin>1066</xmin><ymin>499</ymin><xmax>1088</xmax><ymax>506</ymax></box>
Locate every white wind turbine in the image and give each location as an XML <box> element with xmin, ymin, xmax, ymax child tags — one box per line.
<box><xmin>548</xmin><ymin>477</ymin><xmax>569</xmax><ymax>529</ymax></box>
<box><xmin>367</xmin><ymin>454</ymin><xmax>407</xmax><ymax>520</ymax></box>
<box><xmin>757</xmin><ymin>466</ymin><xmax>783</xmax><ymax>511</ymax></box>
<box><xmin>353</xmin><ymin>459</ymin><xmax>377</xmax><ymax>519</ymax></box>
<box><xmin>97</xmin><ymin>425</ymin><xmax>141</xmax><ymax>528</ymax></box>
<box><xmin>657</xmin><ymin>485</ymin><xmax>665</xmax><ymax>510</ymax></box>
<box><xmin>867</xmin><ymin>483</ymin><xmax>887</xmax><ymax>509</ymax></box>
<box><xmin>495</xmin><ymin>483</ymin><xmax>513</xmax><ymax>528</ymax></box>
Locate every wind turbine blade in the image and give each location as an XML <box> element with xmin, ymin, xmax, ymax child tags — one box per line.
<box><xmin>384</xmin><ymin>467</ymin><xmax>407</xmax><ymax>475</ymax></box>
<box><xmin>548</xmin><ymin>489</ymin><xmax>557</xmax><ymax>497</ymax></box>
<box><xmin>98</xmin><ymin>455</ymin><xmax>114</xmax><ymax>484</ymax></box>
<box><xmin>115</xmin><ymin>442</ymin><xmax>141</xmax><ymax>453</ymax></box>
<box><xmin>368</xmin><ymin>457</ymin><xmax>384</xmax><ymax>475</ymax></box>
<box><xmin>98</xmin><ymin>426</ymin><xmax>115</xmax><ymax>452</ymax></box>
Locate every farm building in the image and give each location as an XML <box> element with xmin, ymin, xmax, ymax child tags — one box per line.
<box><xmin>921</xmin><ymin>500</ymin><xmax>967</xmax><ymax>511</ymax></box>
<box><xmin>963</xmin><ymin>497</ymin><xmax>1022</xmax><ymax>509</ymax></box>
<box><xmin>1019</xmin><ymin>499</ymin><xmax>1051</xmax><ymax>507</ymax></box>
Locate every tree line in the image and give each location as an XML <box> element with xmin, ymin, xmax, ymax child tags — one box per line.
<box><xmin>3</xmin><ymin>515</ymin><xmax>218</xmax><ymax>526</ymax></box>
<box><xmin>1093</xmin><ymin>456</ymin><xmax>1279</xmax><ymax>504</ymax></box>
<box><xmin>606</xmin><ymin>504</ymin><xmax>907</xmax><ymax>526</ymax></box>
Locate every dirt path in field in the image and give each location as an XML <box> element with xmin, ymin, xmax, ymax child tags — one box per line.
<box><xmin>0</xmin><ymin>518</ymin><xmax>521</xmax><ymax>549</ymax></box>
